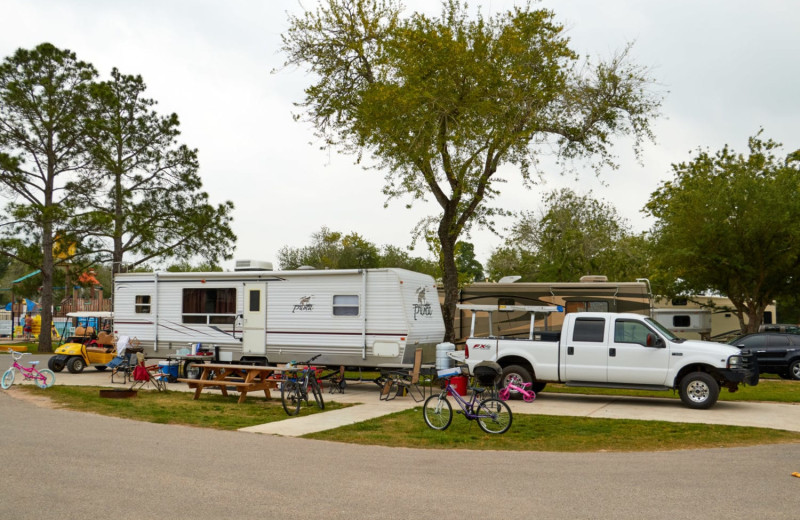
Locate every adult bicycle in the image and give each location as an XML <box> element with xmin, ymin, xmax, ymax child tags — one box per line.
<box><xmin>2</xmin><ymin>350</ymin><xmax>56</xmax><ymax>389</ymax></box>
<box><xmin>281</xmin><ymin>354</ymin><xmax>324</xmax><ymax>416</ymax></box>
<box><xmin>422</xmin><ymin>375</ymin><xmax>512</xmax><ymax>434</ymax></box>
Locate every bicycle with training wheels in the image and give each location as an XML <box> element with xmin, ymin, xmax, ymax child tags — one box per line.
<box><xmin>2</xmin><ymin>350</ymin><xmax>56</xmax><ymax>389</ymax></box>
<box><xmin>499</xmin><ymin>381</ymin><xmax>536</xmax><ymax>403</ymax></box>
<box><xmin>422</xmin><ymin>375</ymin><xmax>512</xmax><ymax>434</ymax></box>
<box><xmin>281</xmin><ymin>354</ymin><xmax>325</xmax><ymax>416</ymax></box>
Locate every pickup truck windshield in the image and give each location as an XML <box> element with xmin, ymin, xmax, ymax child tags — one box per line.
<box><xmin>644</xmin><ymin>317</ymin><xmax>684</xmax><ymax>342</ymax></box>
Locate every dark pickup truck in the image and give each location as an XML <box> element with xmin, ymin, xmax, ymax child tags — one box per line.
<box><xmin>730</xmin><ymin>332</ymin><xmax>800</xmax><ymax>380</ymax></box>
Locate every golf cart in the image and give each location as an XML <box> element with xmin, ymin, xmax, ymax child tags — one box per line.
<box><xmin>48</xmin><ymin>312</ymin><xmax>116</xmax><ymax>373</ymax></box>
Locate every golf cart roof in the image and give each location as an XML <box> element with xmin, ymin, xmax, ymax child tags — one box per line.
<box><xmin>66</xmin><ymin>312</ymin><xmax>113</xmax><ymax>318</ymax></box>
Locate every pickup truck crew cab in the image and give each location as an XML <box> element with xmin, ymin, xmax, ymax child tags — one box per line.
<box><xmin>451</xmin><ymin>305</ymin><xmax>759</xmax><ymax>409</ymax></box>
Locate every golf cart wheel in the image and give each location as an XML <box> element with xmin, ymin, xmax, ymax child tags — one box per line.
<box><xmin>67</xmin><ymin>356</ymin><xmax>86</xmax><ymax>374</ymax></box>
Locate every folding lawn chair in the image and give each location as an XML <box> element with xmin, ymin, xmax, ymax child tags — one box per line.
<box><xmin>130</xmin><ymin>352</ymin><xmax>166</xmax><ymax>392</ymax></box>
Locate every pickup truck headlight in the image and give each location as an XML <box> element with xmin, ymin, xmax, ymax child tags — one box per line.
<box><xmin>727</xmin><ymin>355</ymin><xmax>742</xmax><ymax>369</ymax></box>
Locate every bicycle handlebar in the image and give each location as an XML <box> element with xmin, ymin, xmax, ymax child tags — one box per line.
<box><xmin>9</xmin><ymin>350</ymin><xmax>29</xmax><ymax>360</ymax></box>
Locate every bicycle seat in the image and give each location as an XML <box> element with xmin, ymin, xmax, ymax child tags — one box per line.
<box><xmin>29</xmin><ymin>361</ymin><xmax>40</xmax><ymax>366</ymax></box>
<box><xmin>468</xmin><ymin>385</ymin><xmax>486</xmax><ymax>394</ymax></box>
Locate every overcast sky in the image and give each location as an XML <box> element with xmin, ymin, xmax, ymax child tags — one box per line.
<box><xmin>2</xmin><ymin>0</ymin><xmax>798</xmax><ymax>270</ymax></box>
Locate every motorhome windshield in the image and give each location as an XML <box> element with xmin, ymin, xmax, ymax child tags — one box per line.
<box><xmin>645</xmin><ymin>317</ymin><xmax>683</xmax><ymax>342</ymax></box>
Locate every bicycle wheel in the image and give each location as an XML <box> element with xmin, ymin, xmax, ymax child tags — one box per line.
<box><xmin>498</xmin><ymin>388</ymin><xmax>510</xmax><ymax>401</ymax></box>
<box><xmin>36</xmin><ymin>369</ymin><xmax>56</xmax><ymax>389</ymax></box>
<box><xmin>310</xmin><ymin>379</ymin><xmax>325</xmax><ymax>410</ymax></box>
<box><xmin>1</xmin><ymin>369</ymin><xmax>14</xmax><ymax>389</ymax></box>
<box><xmin>422</xmin><ymin>393</ymin><xmax>453</xmax><ymax>431</ymax></box>
<box><xmin>476</xmin><ymin>398</ymin><xmax>512</xmax><ymax>434</ymax></box>
<box><xmin>281</xmin><ymin>380</ymin><xmax>302</xmax><ymax>416</ymax></box>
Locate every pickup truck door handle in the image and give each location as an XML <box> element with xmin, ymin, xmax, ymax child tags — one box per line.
<box><xmin>609</xmin><ymin>348</ymin><xmax>616</xmax><ymax>357</ymax></box>
<box><xmin>671</xmin><ymin>352</ymin><xmax>683</xmax><ymax>356</ymax></box>
<box><xmin>567</xmin><ymin>346</ymin><xmax>574</xmax><ymax>355</ymax></box>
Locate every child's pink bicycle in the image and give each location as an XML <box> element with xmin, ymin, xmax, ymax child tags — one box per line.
<box><xmin>498</xmin><ymin>381</ymin><xmax>536</xmax><ymax>403</ymax></box>
<box><xmin>1</xmin><ymin>350</ymin><xmax>55</xmax><ymax>389</ymax></box>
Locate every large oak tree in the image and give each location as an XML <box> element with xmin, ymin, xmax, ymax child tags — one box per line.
<box><xmin>282</xmin><ymin>0</ymin><xmax>660</xmax><ymax>341</ymax></box>
<box><xmin>645</xmin><ymin>132</ymin><xmax>800</xmax><ymax>333</ymax></box>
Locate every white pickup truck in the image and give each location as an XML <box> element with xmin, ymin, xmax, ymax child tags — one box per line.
<box><xmin>450</xmin><ymin>305</ymin><xmax>759</xmax><ymax>409</ymax></box>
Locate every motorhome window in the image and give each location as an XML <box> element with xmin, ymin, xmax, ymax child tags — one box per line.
<box><xmin>763</xmin><ymin>311</ymin><xmax>773</xmax><ymax>324</ymax></box>
<box><xmin>249</xmin><ymin>290</ymin><xmax>260</xmax><ymax>312</ymax></box>
<box><xmin>673</xmin><ymin>315</ymin><xmax>691</xmax><ymax>327</ymax></box>
<box><xmin>135</xmin><ymin>295</ymin><xmax>151</xmax><ymax>314</ymax></box>
<box><xmin>573</xmin><ymin>318</ymin><xmax>605</xmax><ymax>342</ymax></box>
<box><xmin>182</xmin><ymin>288</ymin><xmax>236</xmax><ymax>325</ymax></box>
<box><xmin>333</xmin><ymin>295</ymin><xmax>359</xmax><ymax>316</ymax></box>
<box><xmin>565</xmin><ymin>301</ymin><xmax>609</xmax><ymax>313</ymax></box>
<box><xmin>614</xmin><ymin>320</ymin><xmax>651</xmax><ymax>346</ymax></box>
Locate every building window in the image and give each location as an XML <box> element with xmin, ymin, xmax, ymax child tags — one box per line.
<box><xmin>182</xmin><ymin>288</ymin><xmax>236</xmax><ymax>324</ymax></box>
<box><xmin>135</xmin><ymin>295</ymin><xmax>151</xmax><ymax>314</ymax></box>
<box><xmin>572</xmin><ymin>318</ymin><xmax>605</xmax><ymax>342</ymax></box>
<box><xmin>333</xmin><ymin>295</ymin><xmax>359</xmax><ymax>316</ymax></box>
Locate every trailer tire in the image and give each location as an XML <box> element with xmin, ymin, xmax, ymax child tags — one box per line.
<box><xmin>501</xmin><ymin>365</ymin><xmax>532</xmax><ymax>400</ymax></box>
<box><xmin>678</xmin><ymin>371</ymin><xmax>719</xmax><ymax>409</ymax></box>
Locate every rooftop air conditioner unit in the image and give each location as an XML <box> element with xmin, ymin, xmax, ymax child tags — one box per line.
<box><xmin>234</xmin><ymin>259</ymin><xmax>273</xmax><ymax>271</ymax></box>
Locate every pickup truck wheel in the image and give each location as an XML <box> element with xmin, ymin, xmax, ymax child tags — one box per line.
<box><xmin>679</xmin><ymin>372</ymin><xmax>719</xmax><ymax>409</ymax></box>
<box><xmin>530</xmin><ymin>382</ymin><xmax>547</xmax><ymax>393</ymax></box>
<box><xmin>789</xmin><ymin>360</ymin><xmax>800</xmax><ymax>380</ymax></box>
<box><xmin>502</xmin><ymin>365</ymin><xmax>532</xmax><ymax>400</ymax></box>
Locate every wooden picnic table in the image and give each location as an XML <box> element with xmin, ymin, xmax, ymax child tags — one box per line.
<box><xmin>177</xmin><ymin>363</ymin><xmax>297</xmax><ymax>404</ymax></box>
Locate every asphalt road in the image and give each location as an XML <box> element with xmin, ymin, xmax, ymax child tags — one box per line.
<box><xmin>2</xmin><ymin>390</ymin><xmax>800</xmax><ymax>520</ymax></box>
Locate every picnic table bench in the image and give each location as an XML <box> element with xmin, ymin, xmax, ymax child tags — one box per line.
<box><xmin>177</xmin><ymin>363</ymin><xmax>296</xmax><ymax>404</ymax></box>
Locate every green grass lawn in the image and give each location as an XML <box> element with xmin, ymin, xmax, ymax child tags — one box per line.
<box><xmin>20</xmin><ymin>385</ymin><xmax>344</xmax><ymax>430</ymax></box>
<box><xmin>305</xmin><ymin>407</ymin><xmax>800</xmax><ymax>451</ymax></box>
<box><xmin>14</xmin><ymin>383</ymin><xmax>800</xmax><ymax>452</ymax></box>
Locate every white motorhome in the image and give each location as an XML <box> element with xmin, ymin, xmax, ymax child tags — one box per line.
<box><xmin>113</xmin><ymin>267</ymin><xmax>444</xmax><ymax>368</ymax></box>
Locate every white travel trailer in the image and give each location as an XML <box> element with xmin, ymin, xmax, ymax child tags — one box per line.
<box><xmin>113</xmin><ymin>267</ymin><xmax>444</xmax><ymax>368</ymax></box>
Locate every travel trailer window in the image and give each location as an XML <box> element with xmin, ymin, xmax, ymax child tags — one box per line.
<box><xmin>332</xmin><ymin>295</ymin><xmax>359</xmax><ymax>316</ymax></box>
<box><xmin>182</xmin><ymin>288</ymin><xmax>236</xmax><ymax>324</ymax></box>
<box><xmin>566</xmin><ymin>301</ymin><xmax>609</xmax><ymax>313</ymax></box>
<box><xmin>135</xmin><ymin>295</ymin><xmax>151</xmax><ymax>314</ymax></box>
<box><xmin>573</xmin><ymin>318</ymin><xmax>605</xmax><ymax>342</ymax></box>
<box><xmin>673</xmin><ymin>315</ymin><xmax>691</xmax><ymax>327</ymax></box>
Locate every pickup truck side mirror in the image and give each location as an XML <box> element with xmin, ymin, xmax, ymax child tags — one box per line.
<box><xmin>646</xmin><ymin>334</ymin><xmax>666</xmax><ymax>348</ymax></box>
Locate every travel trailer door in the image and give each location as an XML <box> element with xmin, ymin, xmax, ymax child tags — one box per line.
<box><xmin>242</xmin><ymin>282</ymin><xmax>267</xmax><ymax>356</ymax></box>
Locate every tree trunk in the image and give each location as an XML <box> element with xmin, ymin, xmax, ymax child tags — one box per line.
<box><xmin>439</xmin><ymin>227</ymin><xmax>459</xmax><ymax>343</ymax></box>
<box><xmin>39</xmin><ymin>227</ymin><xmax>54</xmax><ymax>353</ymax></box>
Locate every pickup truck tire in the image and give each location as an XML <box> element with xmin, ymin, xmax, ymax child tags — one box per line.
<box><xmin>678</xmin><ymin>372</ymin><xmax>719</xmax><ymax>409</ymax></box>
<box><xmin>787</xmin><ymin>359</ymin><xmax>800</xmax><ymax>380</ymax></box>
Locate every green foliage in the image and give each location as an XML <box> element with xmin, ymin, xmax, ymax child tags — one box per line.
<box><xmin>73</xmin><ymin>68</ymin><xmax>236</xmax><ymax>272</ymax></box>
<box><xmin>165</xmin><ymin>261</ymin><xmax>223</xmax><ymax>272</ymax></box>
<box><xmin>455</xmin><ymin>241</ymin><xmax>484</xmax><ymax>283</ymax></box>
<box><xmin>277</xmin><ymin>226</ymin><xmax>438</xmax><ymax>275</ymax></box>
<box><xmin>488</xmin><ymin>188</ymin><xmax>650</xmax><ymax>282</ymax></box>
<box><xmin>0</xmin><ymin>43</ymin><xmax>99</xmax><ymax>351</ymax></box>
<box><xmin>645</xmin><ymin>132</ymin><xmax>800</xmax><ymax>333</ymax></box>
<box><xmin>282</xmin><ymin>0</ymin><xmax>661</xmax><ymax>341</ymax></box>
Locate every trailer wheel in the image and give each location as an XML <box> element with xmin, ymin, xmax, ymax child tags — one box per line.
<box><xmin>678</xmin><ymin>371</ymin><xmax>719</xmax><ymax>409</ymax></box>
<box><xmin>501</xmin><ymin>365</ymin><xmax>532</xmax><ymax>400</ymax></box>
